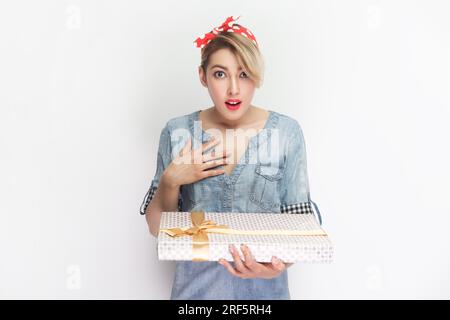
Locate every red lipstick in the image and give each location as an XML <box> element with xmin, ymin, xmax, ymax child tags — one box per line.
<box><xmin>225</xmin><ymin>99</ymin><xmax>242</xmax><ymax>111</ymax></box>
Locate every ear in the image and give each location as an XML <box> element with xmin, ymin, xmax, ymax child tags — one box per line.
<box><xmin>198</xmin><ymin>66</ymin><xmax>208</xmax><ymax>87</ymax></box>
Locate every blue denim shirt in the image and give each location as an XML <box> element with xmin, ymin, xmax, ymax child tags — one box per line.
<box><xmin>140</xmin><ymin>109</ymin><xmax>322</xmax><ymax>300</ymax></box>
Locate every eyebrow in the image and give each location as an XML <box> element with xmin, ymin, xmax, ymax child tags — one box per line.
<box><xmin>210</xmin><ymin>64</ymin><xmax>243</xmax><ymax>71</ymax></box>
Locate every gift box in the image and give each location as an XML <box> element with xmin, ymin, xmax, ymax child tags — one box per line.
<box><xmin>157</xmin><ymin>211</ymin><xmax>333</xmax><ymax>263</ymax></box>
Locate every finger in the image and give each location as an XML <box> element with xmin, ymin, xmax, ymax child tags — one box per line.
<box><xmin>202</xmin><ymin>151</ymin><xmax>231</xmax><ymax>163</ymax></box>
<box><xmin>269</xmin><ymin>256</ymin><xmax>286</xmax><ymax>273</ymax></box>
<box><xmin>199</xmin><ymin>169</ymin><xmax>225</xmax><ymax>180</ymax></box>
<box><xmin>201</xmin><ymin>158</ymin><xmax>227</xmax><ymax>170</ymax></box>
<box><xmin>229</xmin><ymin>244</ymin><xmax>250</xmax><ymax>274</ymax></box>
<box><xmin>240</xmin><ymin>244</ymin><xmax>261</xmax><ymax>273</ymax></box>
<box><xmin>201</xmin><ymin>137</ymin><xmax>221</xmax><ymax>154</ymax></box>
<box><xmin>218</xmin><ymin>259</ymin><xmax>246</xmax><ymax>279</ymax></box>
<box><xmin>179</xmin><ymin>138</ymin><xmax>192</xmax><ymax>157</ymax></box>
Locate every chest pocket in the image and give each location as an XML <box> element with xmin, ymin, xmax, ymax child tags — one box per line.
<box><xmin>248</xmin><ymin>162</ymin><xmax>285</xmax><ymax>212</ymax></box>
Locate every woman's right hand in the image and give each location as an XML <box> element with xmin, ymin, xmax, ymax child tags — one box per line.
<box><xmin>161</xmin><ymin>137</ymin><xmax>230</xmax><ymax>188</ymax></box>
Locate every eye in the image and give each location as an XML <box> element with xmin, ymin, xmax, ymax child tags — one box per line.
<box><xmin>214</xmin><ymin>71</ymin><xmax>226</xmax><ymax>78</ymax></box>
<box><xmin>213</xmin><ymin>70</ymin><xmax>249</xmax><ymax>79</ymax></box>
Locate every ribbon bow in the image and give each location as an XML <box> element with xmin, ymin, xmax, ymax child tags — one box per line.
<box><xmin>193</xmin><ymin>15</ymin><xmax>258</xmax><ymax>49</ymax></box>
<box><xmin>160</xmin><ymin>211</ymin><xmax>230</xmax><ymax>261</ymax></box>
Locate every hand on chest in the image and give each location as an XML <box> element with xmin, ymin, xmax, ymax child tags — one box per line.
<box><xmin>208</xmin><ymin>132</ymin><xmax>255</xmax><ymax>176</ymax></box>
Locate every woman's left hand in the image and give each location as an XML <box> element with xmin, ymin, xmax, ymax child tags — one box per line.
<box><xmin>218</xmin><ymin>244</ymin><xmax>293</xmax><ymax>279</ymax></box>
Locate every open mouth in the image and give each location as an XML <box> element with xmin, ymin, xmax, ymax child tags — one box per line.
<box><xmin>225</xmin><ymin>100</ymin><xmax>242</xmax><ymax>110</ymax></box>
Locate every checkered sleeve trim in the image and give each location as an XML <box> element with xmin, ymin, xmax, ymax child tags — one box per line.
<box><xmin>139</xmin><ymin>186</ymin><xmax>157</xmax><ymax>215</ymax></box>
<box><xmin>139</xmin><ymin>185</ymin><xmax>183</xmax><ymax>215</ymax></box>
<box><xmin>280</xmin><ymin>202</ymin><xmax>313</xmax><ymax>214</ymax></box>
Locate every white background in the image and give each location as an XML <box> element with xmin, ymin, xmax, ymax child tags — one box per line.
<box><xmin>1</xmin><ymin>0</ymin><xmax>449</xmax><ymax>299</ymax></box>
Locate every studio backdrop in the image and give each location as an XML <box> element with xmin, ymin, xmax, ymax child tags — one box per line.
<box><xmin>0</xmin><ymin>0</ymin><xmax>449</xmax><ymax>299</ymax></box>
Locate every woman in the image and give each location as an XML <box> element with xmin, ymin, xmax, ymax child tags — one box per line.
<box><xmin>140</xmin><ymin>16</ymin><xmax>321</xmax><ymax>299</ymax></box>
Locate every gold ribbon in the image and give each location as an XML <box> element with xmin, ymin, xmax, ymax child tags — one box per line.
<box><xmin>159</xmin><ymin>211</ymin><xmax>327</xmax><ymax>262</ymax></box>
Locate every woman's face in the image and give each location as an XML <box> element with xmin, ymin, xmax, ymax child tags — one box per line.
<box><xmin>199</xmin><ymin>48</ymin><xmax>256</xmax><ymax>124</ymax></box>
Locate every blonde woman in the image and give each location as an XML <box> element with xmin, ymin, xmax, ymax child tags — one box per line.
<box><xmin>140</xmin><ymin>16</ymin><xmax>322</xmax><ymax>300</ymax></box>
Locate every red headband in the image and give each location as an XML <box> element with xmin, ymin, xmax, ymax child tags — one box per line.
<box><xmin>193</xmin><ymin>15</ymin><xmax>258</xmax><ymax>49</ymax></box>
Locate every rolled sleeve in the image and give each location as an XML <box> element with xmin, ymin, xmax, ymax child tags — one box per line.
<box><xmin>139</xmin><ymin>123</ymin><xmax>182</xmax><ymax>215</ymax></box>
<box><xmin>279</xmin><ymin>121</ymin><xmax>322</xmax><ymax>224</ymax></box>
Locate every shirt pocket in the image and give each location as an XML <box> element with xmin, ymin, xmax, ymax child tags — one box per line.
<box><xmin>248</xmin><ymin>162</ymin><xmax>285</xmax><ymax>211</ymax></box>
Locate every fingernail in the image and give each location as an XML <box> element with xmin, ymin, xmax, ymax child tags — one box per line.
<box><xmin>229</xmin><ymin>244</ymin><xmax>234</xmax><ymax>252</ymax></box>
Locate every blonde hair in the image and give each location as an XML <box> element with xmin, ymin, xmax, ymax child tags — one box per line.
<box><xmin>199</xmin><ymin>27</ymin><xmax>265</xmax><ymax>88</ymax></box>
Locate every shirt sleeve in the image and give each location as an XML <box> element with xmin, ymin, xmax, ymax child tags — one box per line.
<box><xmin>279</xmin><ymin>121</ymin><xmax>323</xmax><ymax>224</ymax></box>
<box><xmin>139</xmin><ymin>123</ymin><xmax>183</xmax><ymax>215</ymax></box>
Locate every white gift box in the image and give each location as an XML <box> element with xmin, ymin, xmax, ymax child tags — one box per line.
<box><xmin>157</xmin><ymin>211</ymin><xmax>333</xmax><ymax>263</ymax></box>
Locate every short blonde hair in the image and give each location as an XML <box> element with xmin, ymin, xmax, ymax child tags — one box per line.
<box><xmin>199</xmin><ymin>27</ymin><xmax>265</xmax><ymax>88</ymax></box>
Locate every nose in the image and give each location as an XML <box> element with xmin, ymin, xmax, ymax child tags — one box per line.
<box><xmin>228</xmin><ymin>76</ymin><xmax>240</xmax><ymax>96</ymax></box>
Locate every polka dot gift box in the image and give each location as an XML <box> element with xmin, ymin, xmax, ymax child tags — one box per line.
<box><xmin>157</xmin><ymin>211</ymin><xmax>333</xmax><ymax>263</ymax></box>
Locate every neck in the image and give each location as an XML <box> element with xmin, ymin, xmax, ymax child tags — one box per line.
<box><xmin>211</xmin><ymin>106</ymin><xmax>256</xmax><ymax>129</ymax></box>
